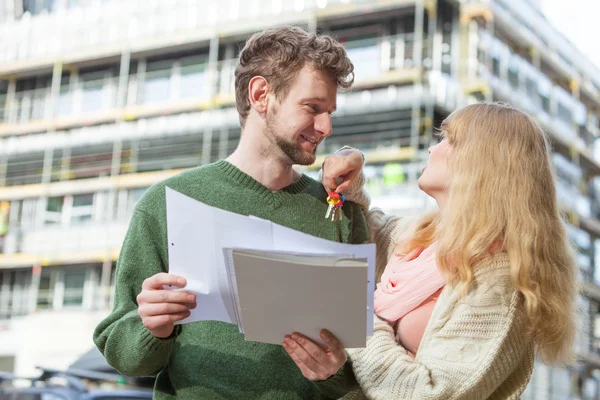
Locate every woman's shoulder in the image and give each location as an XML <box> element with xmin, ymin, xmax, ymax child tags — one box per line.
<box><xmin>473</xmin><ymin>252</ymin><xmax>511</xmax><ymax>280</ymax></box>
<box><xmin>367</xmin><ymin>210</ymin><xmax>417</xmax><ymax>237</ymax></box>
<box><xmin>466</xmin><ymin>253</ymin><xmax>521</xmax><ymax>311</ymax></box>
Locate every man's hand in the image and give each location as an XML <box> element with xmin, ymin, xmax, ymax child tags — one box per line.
<box><xmin>322</xmin><ymin>148</ymin><xmax>364</xmax><ymax>193</ymax></box>
<box><xmin>137</xmin><ymin>273</ymin><xmax>196</xmax><ymax>338</ymax></box>
<box><xmin>282</xmin><ymin>330</ymin><xmax>346</xmax><ymax>381</ymax></box>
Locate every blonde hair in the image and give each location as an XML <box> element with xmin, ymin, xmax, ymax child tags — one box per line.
<box><xmin>398</xmin><ymin>102</ymin><xmax>577</xmax><ymax>365</ymax></box>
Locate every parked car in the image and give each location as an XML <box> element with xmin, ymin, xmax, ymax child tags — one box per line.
<box><xmin>0</xmin><ymin>368</ymin><xmax>152</xmax><ymax>400</ymax></box>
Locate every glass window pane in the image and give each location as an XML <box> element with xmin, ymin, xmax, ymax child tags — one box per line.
<box><xmin>143</xmin><ymin>62</ymin><xmax>172</xmax><ymax>104</ymax></box>
<box><xmin>46</xmin><ymin>196</ymin><xmax>63</xmax><ymax>213</ymax></box>
<box><xmin>345</xmin><ymin>36</ymin><xmax>380</xmax><ymax>81</ymax></box>
<box><xmin>70</xmin><ymin>213</ymin><xmax>92</xmax><ymax>225</ymax></box>
<box><xmin>72</xmin><ymin>193</ymin><xmax>94</xmax><ymax>207</ymax></box>
<box><xmin>508</xmin><ymin>59</ymin><xmax>520</xmax><ymax>89</ymax></box>
<box><xmin>71</xmin><ymin>194</ymin><xmax>94</xmax><ymax>225</ymax></box>
<box><xmin>557</xmin><ymin>102</ymin><xmax>572</xmax><ymax>125</ymax></box>
<box><xmin>180</xmin><ymin>57</ymin><xmax>209</xmax><ymax>99</ymax></box>
<box><xmin>45</xmin><ymin>196</ymin><xmax>63</xmax><ymax>225</ymax></box>
<box><xmin>0</xmin><ymin>81</ymin><xmax>6</xmax><ymax>122</ymax></box>
<box><xmin>37</xmin><ymin>269</ymin><xmax>54</xmax><ymax>309</ymax></box>
<box><xmin>56</xmin><ymin>88</ymin><xmax>72</xmax><ymax>116</ymax></box>
<box><xmin>63</xmin><ymin>269</ymin><xmax>87</xmax><ymax>306</ymax></box>
<box><xmin>81</xmin><ymin>73</ymin><xmax>105</xmax><ymax>113</ymax></box>
<box><xmin>23</xmin><ymin>0</ymin><xmax>54</xmax><ymax>15</ymax></box>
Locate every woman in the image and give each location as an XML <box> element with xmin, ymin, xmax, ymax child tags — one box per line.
<box><xmin>282</xmin><ymin>102</ymin><xmax>578</xmax><ymax>399</ymax></box>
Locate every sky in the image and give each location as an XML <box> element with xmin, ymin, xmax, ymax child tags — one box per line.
<box><xmin>541</xmin><ymin>0</ymin><xmax>600</xmax><ymax>70</ymax></box>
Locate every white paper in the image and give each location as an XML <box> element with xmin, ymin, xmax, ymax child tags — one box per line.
<box><xmin>166</xmin><ymin>187</ymin><xmax>376</xmax><ymax>338</ymax></box>
<box><xmin>166</xmin><ymin>187</ymin><xmax>273</xmax><ymax>324</ymax></box>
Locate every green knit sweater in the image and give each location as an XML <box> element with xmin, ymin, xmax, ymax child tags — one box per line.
<box><xmin>93</xmin><ymin>160</ymin><xmax>369</xmax><ymax>400</ymax></box>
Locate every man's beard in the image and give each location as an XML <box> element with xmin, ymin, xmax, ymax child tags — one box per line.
<box><xmin>265</xmin><ymin>113</ymin><xmax>317</xmax><ymax>166</ymax></box>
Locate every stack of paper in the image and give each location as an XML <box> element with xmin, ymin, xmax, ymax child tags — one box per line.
<box><xmin>166</xmin><ymin>187</ymin><xmax>376</xmax><ymax>347</ymax></box>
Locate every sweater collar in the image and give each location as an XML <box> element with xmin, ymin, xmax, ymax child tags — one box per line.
<box><xmin>215</xmin><ymin>160</ymin><xmax>313</xmax><ymax>195</ymax></box>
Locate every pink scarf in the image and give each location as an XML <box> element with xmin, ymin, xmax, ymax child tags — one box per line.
<box><xmin>374</xmin><ymin>240</ymin><xmax>446</xmax><ymax>323</ymax></box>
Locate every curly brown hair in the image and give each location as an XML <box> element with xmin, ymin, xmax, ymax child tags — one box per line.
<box><xmin>234</xmin><ymin>26</ymin><xmax>354</xmax><ymax>127</ymax></box>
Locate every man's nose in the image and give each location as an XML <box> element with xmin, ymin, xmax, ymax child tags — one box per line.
<box><xmin>315</xmin><ymin>113</ymin><xmax>332</xmax><ymax>137</ymax></box>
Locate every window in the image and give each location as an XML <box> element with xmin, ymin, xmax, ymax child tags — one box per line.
<box><xmin>491</xmin><ymin>56</ymin><xmax>501</xmax><ymax>77</ymax></box>
<box><xmin>143</xmin><ymin>61</ymin><xmax>173</xmax><ymax>104</ymax></box>
<box><xmin>0</xmin><ymin>80</ymin><xmax>7</xmax><ymax>123</ymax></box>
<box><xmin>45</xmin><ymin>196</ymin><xmax>64</xmax><ymax>225</ymax></box>
<box><xmin>508</xmin><ymin>58</ymin><xmax>520</xmax><ymax>89</ymax></box>
<box><xmin>540</xmin><ymin>95</ymin><xmax>550</xmax><ymax>113</ymax></box>
<box><xmin>557</xmin><ymin>101</ymin><xmax>572</xmax><ymax>125</ymax></box>
<box><xmin>180</xmin><ymin>56</ymin><xmax>209</xmax><ymax>100</ymax></box>
<box><xmin>12</xmin><ymin>77</ymin><xmax>50</xmax><ymax>123</ymax></box>
<box><xmin>70</xmin><ymin>193</ymin><xmax>94</xmax><ymax>225</ymax></box>
<box><xmin>130</xmin><ymin>187</ymin><xmax>147</xmax><ymax>211</ymax></box>
<box><xmin>0</xmin><ymin>269</ymin><xmax>32</xmax><ymax>319</ymax></box>
<box><xmin>69</xmin><ymin>143</ymin><xmax>114</xmax><ymax>179</ymax></box>
<box><xmin>55</xmin><ymin>76</ymin><xmax>73</xmax><ymax>116</ymax></box>
<box><xmin>44</xmin><ymin>194</ymin><xmax>95</xmax><ymax>227</ymax></box>
<box><xmin>63</xmin><ymin>268</ymin><xmax>87</xmax><ymax>306</ymax></box>
<box><xmin>344</xmin><ymin>36</ymin><xmax>380</xmax><ymax>81</ymax></box>
<box><xmin>22</xmin><ymin>0</ymin><xmax>56</xmax><ymax>15</ymax></box>
<box><xmin>525</xmin><ymin>76</ymin><xmax>536</xmax><ymax>99</ymax></box>
<box><xmin>37</xmin><ymin>268</ymin><xmax>55</xmax><ymax>309</ymax></box>
<box><xmin>36</xmin><ymin>265</ymin><xmax>102</xmax><ymax>310</ymax></box>
<box><xmin>81</xmin><ymin>72</ymin><xmax>106</xmax><ymax>113</ymax></box>
<box><xmin>21</xmin><ymin>0</ymin><xmax>96</xmax><ymax>16</ymax></box>
<box><xmin>538</xmin><ymin>77</ymin><xmax>552</xmax><ymax>114</ymax></box>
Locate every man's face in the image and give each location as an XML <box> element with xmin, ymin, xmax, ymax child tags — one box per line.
<box><xmin>265</xmin><ymin>65</ymin><xmax>337</xmax><ymax>165</ymax></box>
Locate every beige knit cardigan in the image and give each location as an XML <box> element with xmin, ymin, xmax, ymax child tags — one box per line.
<box><xmin>338</xmin><ymin>175</ymin><xmax>535</xmax><ymax>400</ymax></box>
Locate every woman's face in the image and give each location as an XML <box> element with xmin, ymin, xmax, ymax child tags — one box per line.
<box><xmin>418</xmin><ymin>136</ymin><xmax>452</xmax><ymax>205</ymax></box>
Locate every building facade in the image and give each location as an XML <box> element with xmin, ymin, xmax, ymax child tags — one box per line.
<box><xmin>0</xmin><ymin>0</ymin><xmax>599</xmax><ymax>397</ymax></box>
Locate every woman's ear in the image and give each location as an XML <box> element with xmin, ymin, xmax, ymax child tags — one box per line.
<box><xmin>248</xmin><ymin>76</ymin><xmax>269</xmax><ymax>115</ymax></box>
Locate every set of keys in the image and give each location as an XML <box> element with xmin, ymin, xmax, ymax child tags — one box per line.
<box><xmin>325</xmin><ymin>192</ymin><xmax>345</xmax><ymax>222</ymax></box>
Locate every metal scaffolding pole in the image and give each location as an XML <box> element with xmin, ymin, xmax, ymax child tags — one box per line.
<box><xmin>116</xmin><ymin>51</ymin><xmax>131</xmax><ymax>109</ymax></box>
<box><xmin>413</xmin><ymin>0</ymin><xmax>425</xmax><ymax>71</ymax></box>
<box><xmin>44</xmin><ymin>62</ymin><xmax>63</xmax><ymax>120</ymax></box>
<box><xmin>112</xmin><ymin>50</ymin><xmax>131</xmax><ymax>178</ymax></box>
<box><xmin>202</xmin><ymin>127</ymin><xmax>214</xmax><ymax>166</ymax></box>
<box><xmin>207</xmin><ymin>35</ymin><xmax>220</xmax><ymax>99</ymax></box>
<box><xmin>4</xmin><ymin>78</ymin><xmax>16</xmax><ymax>123</ymax></box>
<box><xmin>59</xmin><ymin>147</ymin><xmax>71</xmax><ymax>181</ymax></box>
<box><xmin>410</xmin><ymin>0</ymin><xmax>425</xmax><ymax>151</ymax></box>
<box><xmin>106</xmin><ymin>51</ymin><xmax>132</xmax><ymax>227</ymax></box>
<box><xmin>0</xmin><ymin>157</ymin><xmax>6</xmax><ymax>187</ymax></box>
<box><xmin>35</xmin><ymin>147</ymin><xmax>54</xmax><ymax>228</ymax></box>
<box><xmin>202</xmin><ymin>35</ymin><xmax>220</xmax><ymax>165</ymax></box>
<box><xmin>218</xmin><ymin>126</ymin><xmax>230</xmax><ymax>160</ymax></box>
<box><xmin>424</xmin><ymin>0</ymin><xmax>437</xmax><ymax>149</ymax></box>
<box><xmin>100</xmin><ymin>258</ymin><xmax>113</xmax><ymax>309</ymax></box>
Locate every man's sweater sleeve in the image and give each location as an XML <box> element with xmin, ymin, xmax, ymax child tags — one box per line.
<box><xmin>346</xmin><ymin>269</ymin><xmax>534</xmax><ymax>400</ymax></box>
<box><xmin>93</xmin><ymin>208</ymin><xmax>175</xmax><ymax>377</ymax></box>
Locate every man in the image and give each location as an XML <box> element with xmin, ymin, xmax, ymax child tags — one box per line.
<box><xmin>93</xmin><ymin>26</ymin><xmax>369</xmax><ymax>399</ymax></box>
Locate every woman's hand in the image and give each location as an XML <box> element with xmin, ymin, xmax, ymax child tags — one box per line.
<box><xmin>283</xmin><ymin>329</ymin><xmax>347</xmax><ymax>381</ymax></box>
<box><xmin>322</xmin><ymin>148</ymin><xmax>364</xmax><ymax>193</ymax></box>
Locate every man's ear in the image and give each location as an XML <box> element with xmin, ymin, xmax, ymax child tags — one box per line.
<box><xmin>248</xmin><ymin>76</ymin><xmax>269</xmax><ymax>115</ymax></box>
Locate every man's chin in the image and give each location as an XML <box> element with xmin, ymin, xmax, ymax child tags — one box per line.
<box><xmin>293</xmin><ymin>151</ymin><xmax>317</xmax><ymax>166</ymax></box>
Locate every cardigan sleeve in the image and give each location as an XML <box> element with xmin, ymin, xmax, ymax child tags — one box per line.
<box><xmin>346</xmin><ymin>264</ymin><xmax>534</xmax><ymax>400</ymax></box>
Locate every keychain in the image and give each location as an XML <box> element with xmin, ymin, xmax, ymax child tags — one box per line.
<box><xmin>325</xmin><ymin>192</ymin><xmax>345</xmax><ymax>222</ymax></box>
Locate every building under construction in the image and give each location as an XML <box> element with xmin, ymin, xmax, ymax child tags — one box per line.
<box><xmin>0</xmin><ymin>0</ymin><xmax>599</xmax><ymax>397</ymax></box>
